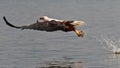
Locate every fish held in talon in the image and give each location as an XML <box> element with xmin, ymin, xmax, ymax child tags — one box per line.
<box><xmin>3</xmin><ymin>16</ymin><xmax>85</xmax><ymax>37</ymax></box>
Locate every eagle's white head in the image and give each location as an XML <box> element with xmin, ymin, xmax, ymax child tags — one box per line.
<box><xmin>70</xmin><ymin>20</ymin><xmax>85</xmax><ymax>26</ymax></box>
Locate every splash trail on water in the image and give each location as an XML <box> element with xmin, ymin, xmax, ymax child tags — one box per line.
<box><xmin>100</xmin><ymin>36</ymin><xmax>120</xmax><ymax>54</ymax></box>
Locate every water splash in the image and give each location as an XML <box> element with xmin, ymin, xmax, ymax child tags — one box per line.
<box><xmin>101</xmin><ymin>37</ymin><xmax>120</xmax><ymax>54</ymax></box>
<box><xmin>84</xmin><ymin>28</ymin><xmax>120</xmax><ymax>54</ymax></box>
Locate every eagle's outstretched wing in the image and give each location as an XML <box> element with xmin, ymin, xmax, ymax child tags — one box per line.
<box><xmin>3</xmin><ymin>16</ymin><xmax>64</xmax><ymax>31</ymax></box>
<box><xmin>3</xmin><ymin>16</ymin><xmax>22</xmax><ymax>29</ymax></box>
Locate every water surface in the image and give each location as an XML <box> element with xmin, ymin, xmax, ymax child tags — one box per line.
<box><xmin>0</xmin><ymin>0</ymin><xmax>120</xmax><ymax>68</ymax></box>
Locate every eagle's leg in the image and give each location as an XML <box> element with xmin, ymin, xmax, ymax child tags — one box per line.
<box><xmin>74</xmin><ymin>29</ymin><xmax>84</xmax><ymax>38</ymax></box>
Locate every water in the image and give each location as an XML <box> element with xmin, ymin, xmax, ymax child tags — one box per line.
<box><xmin>0</xmin><ymin>0</ymin><xmax>120</xmax><ymax>68</ymax></box>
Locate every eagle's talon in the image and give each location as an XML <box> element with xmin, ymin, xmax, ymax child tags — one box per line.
<box><xmin>78</xmin><ymin>31</ymin><xmax>84</xmax><ymax>38</ymax></box>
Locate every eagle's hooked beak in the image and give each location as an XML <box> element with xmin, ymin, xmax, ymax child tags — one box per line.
<box><xmin>74</xmin><ymin>29</ymin><xmax>84</xmax><ymax>38</ymax></box>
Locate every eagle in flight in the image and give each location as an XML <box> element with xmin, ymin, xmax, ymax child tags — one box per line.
<box><xmin>3</xmin><ymin>16</ymin><xmax>85</xmax><ymax>37</ymax></box>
